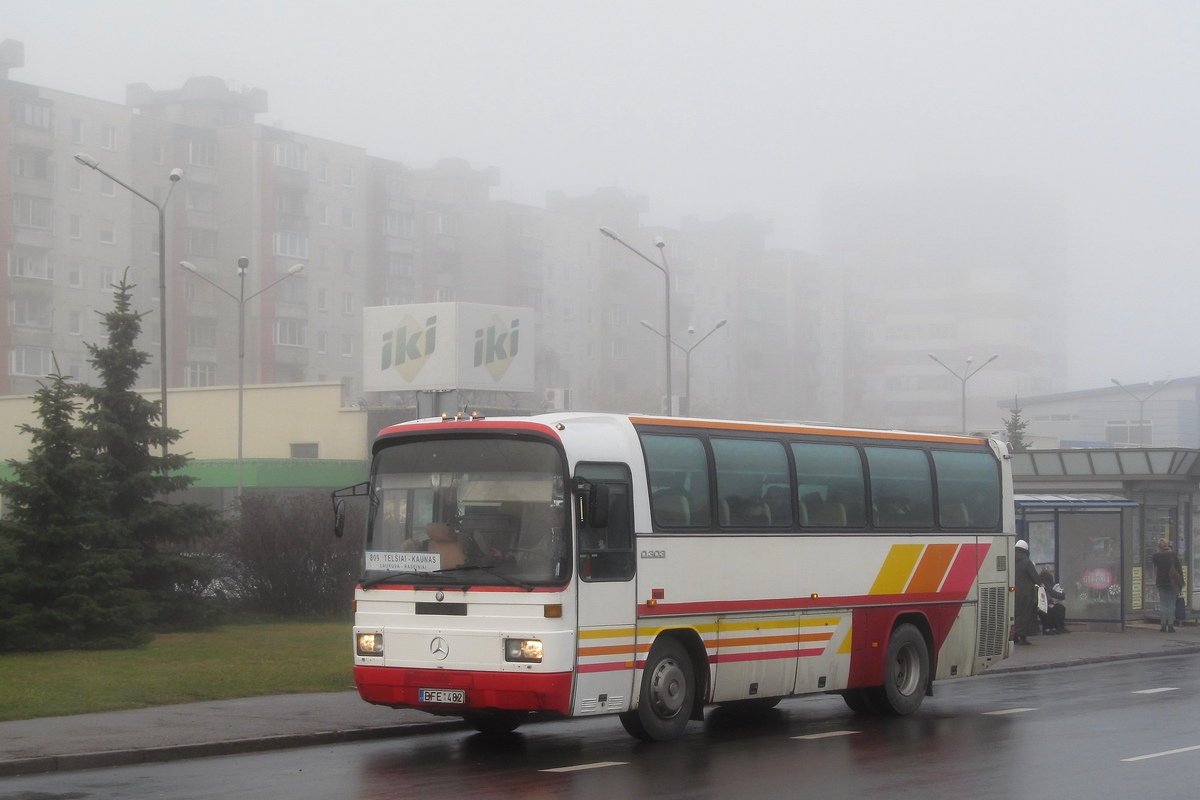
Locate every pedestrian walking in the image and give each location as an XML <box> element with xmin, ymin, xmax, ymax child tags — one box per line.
<box><xmin>1152</xmin><ymin>538</ymin><xmax>1184</xmax><ymax>633</ymax></box>
<box><xmin>1014</xmin><ymin>540</ymin><xmax>1040</xmax><ymax>645</ymax></box>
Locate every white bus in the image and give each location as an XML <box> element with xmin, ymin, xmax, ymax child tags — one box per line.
<box><xmin>333</xmin><ymin>412</ymin><xmax>1014</xmax><ymax>740</ymax></box>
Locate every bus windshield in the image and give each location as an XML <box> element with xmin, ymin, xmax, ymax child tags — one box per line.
<box><xmin>363</xmin><ymin>436</ymin><xmax>570</xmax><ymax>587</ymax></box>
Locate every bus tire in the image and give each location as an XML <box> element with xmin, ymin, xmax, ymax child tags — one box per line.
<box><xmin>840</xmin><ymin>689</ymin><xmax>877</xmax><ymax>715</ymax></box>
<box><xmin>624</xmin><ymin>637</ymin><xmax>695</xmax><ymax>741</ymax></box>
<box><xmin>463</xmin><ymin>710</ymin><xmax>525</xmax><ymax>734</ymax></box>
<box><xmin>870</xmin><ymin>623</ymin><xmax>929</xmax><ymax>716</ymax></box>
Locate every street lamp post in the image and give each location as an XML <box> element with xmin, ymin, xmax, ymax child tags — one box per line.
<box><xmin>75</xmin><ymin>152</ymin><xmax>182</xmax><ymax>472</ymax></box>
<box><xmin>641</xmin><ymin>319</ymin><xmax>727</xmax><ymax>416</ymax></box>
<box><xmin>181</xmin><ymin>258</ymin><xmax>305</xmax><ymax>496</ymax></box>
<box><xmin>928</xmin><ymin>353</ymin><xmax>999</xmax><ymax>434</ymax></box>
<box><xmin>600</xmin><ymin>226</ymin><xmax>672</xmax><ymax>414</ymax></box>
<box><xmin>1110</xmin><ymin>377</ymin><xmax>1173</xmax><ymax>446</ymax></box>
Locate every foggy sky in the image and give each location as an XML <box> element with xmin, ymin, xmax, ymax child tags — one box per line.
<box><xmin>7</xmin><ymin>1</ymin><xmax>1200</xmax><ymax>392</ymax></box>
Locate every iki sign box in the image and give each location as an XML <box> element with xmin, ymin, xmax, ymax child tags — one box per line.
<box><xmin>363</xmin><ymin>303</ymin><xmax>535</xmax><ymax>393</ymax></box>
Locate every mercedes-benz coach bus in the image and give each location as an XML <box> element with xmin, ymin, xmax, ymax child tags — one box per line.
<box><xmin>333</xmin><ymin>412</ymin><xmax>1014</xmax><ymax>741</ymax></box>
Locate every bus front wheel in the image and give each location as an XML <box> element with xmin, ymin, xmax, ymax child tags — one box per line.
<box><xmin>620</xmin><ymin>637</ymin><xmax>695</xmax><ymax>741</ymax></box>
<box><xmin>463</xmin><ymin>710</ymin><xmax>525</xmax><ymax>735</ymax></box>
<box><xmin>869</xmin><ymin>623</ymin><xmax>929</xmax><ymax>716</ymax></box>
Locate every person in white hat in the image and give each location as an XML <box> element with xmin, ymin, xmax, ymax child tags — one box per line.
<box><xmin>1013</xmin><ymin>540</ymin><xmax>1040</xmax><ymax>645</ymax></box>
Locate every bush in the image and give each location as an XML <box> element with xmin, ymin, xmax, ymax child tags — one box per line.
<box><xmin>218</xmin><ymin>492</ymin><xmax>363</xmax><ymax>618</ymax></box>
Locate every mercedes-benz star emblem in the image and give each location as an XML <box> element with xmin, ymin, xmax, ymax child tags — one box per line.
<box><xmin>430</xmin><ymin>637</ymin><xmax>449</xmax><ymax>660</ymax></box>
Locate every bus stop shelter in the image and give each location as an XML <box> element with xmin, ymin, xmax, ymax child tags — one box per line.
<box><xmin>1015</xmin><ymin>494</ymin><xmax>1138</xmax><ymax>631</ymax></box>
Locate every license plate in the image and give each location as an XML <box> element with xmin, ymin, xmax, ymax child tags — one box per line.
<box><xmin>419</xmin><ymin>688</ymin><xmax>466</xmax><ymax>704</ymax></box>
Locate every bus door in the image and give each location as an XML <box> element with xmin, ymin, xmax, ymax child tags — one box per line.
<box><xmin>572</xmin><ymin>464</ymin><xmax>638</xmax><ymax>716</ymax></box>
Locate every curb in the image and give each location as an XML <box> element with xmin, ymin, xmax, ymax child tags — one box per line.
<box><xmin>0</xmin><ymin>719</ymin><xmax>465</xmax><ymax>779</ymax></box>
<box><xmin>984</xmin><ymin>643</ymin><xmax>1200</xmax><ymax>674</ymax></box>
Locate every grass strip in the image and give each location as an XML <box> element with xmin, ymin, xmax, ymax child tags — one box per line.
<box><xmin>0</xmin><ymin>620</ymin><xmax>353</xmax><ymax>722</ymax></box>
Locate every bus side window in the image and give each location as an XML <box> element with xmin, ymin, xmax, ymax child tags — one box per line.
<box><xmin>579</xmin><ymin>482</ymin><xmax>635</xmax><ymax>582</ymax></box>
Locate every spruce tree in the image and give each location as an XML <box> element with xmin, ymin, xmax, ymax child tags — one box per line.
<box><xmin>77</xmin><ymin>272</ymin><xmax>222</xmax><ymax>630</ymax></box>
<box><xmin>0</xmin><ymin>366</ymin><xmax>152</xmax><ymax>650</ymax></box>
<box><xmin>1004</xmin><ymin>396</ymin><xmax>1030</xmax><ymax>452</ymax></box>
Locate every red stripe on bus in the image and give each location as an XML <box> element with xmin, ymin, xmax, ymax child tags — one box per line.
<box><xmin>941</xmin><ymin>542</ymin><xmax>992</xmax><ymax>597</ymax></box>
<box><xmin>637</xmin><ymin>592</ymin><xmax>954</xmax><ymax>617</ymax></box>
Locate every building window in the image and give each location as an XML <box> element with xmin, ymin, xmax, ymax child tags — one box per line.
<box><xmin>14</xmin><ymin>102</ymin><xmax>52</xmax><ymax>130</ymax></box>
<box><xmin>8</xmin><ymin>252</ymin><xmax>54</xmax><ymax>281</ymax></box>
<box><xmin>69</xmin><ymin>215</ymin><xmax>82</xmax><ymax>240</ymax></box>
<box><xmin>436</xmin><ymin>287</ymin><xmax>456</xmax><ymax>302</ymax></box>
<box><xmin>70</xmin><ymin>165</ymin><xmax>83</xmax><ymax>191</ymax></box>
<box><xmin>317</xmin><ymin>202</ymin><xmax>328</xmax><ymax>226</ymax></box>
<box><xmin>291</xmin><ymin>442</ymin><xmax>319</xmax><ymax>459</ymax></box>
<box><xmin>186</xmin><ymin>318</ymin><xmax>218</xmax><ymax>347</ymax></box>
<box><xmin>274</xmin><ymin>318</ymin><xmax>307</xmax><ymax>347</ymax></box>
<box><xmin>186</xmin><ymin>228</ymin><xmax>219</xmax><ymax>257</ymax></box>
<box><xmin>12</xmin><ymin>196</ymin><xmax>54</xmax><ymax>230</ymax></box>
<box><xmin>13</xmin><ymin>153</ymin><xmax>53</xmax><ymax>181</ymax></box>
<box><xmin>69</xmin><ymin>310</ymin><xmax>83</xmax><ymax>336</ymax></box>
<box><xmin>187</xmin><ymin>187</ymin><xmax>216</xmax><ymax>213</ymax></box>
<box><xmin>342</xmin><ymin>250</ymin><xmax>353</xmax><ymax>273</ymax></box>
<box><xmin>341</xmin><ymin>165</ymin><xmax>354</xmax><ymax>187</ymax></box>
<box><xmin>342</xmin><ymin>292</ymin><xmax>354</xmax><ymax>314</ymax></box>
<box><xmin>152</xmin><ymin>143</ymin><xmax>164</xmax><ymax>164</ymax></box>
<box><xmin>185</xmin><ymin>362</ymin><xmax>217</xmax><ymax>387</ymax></box>
<box><xmin>11</xmin><ymin>296</ymin><xmax>53</xmax><ymax>328</ymax></box>
<box><xmin>100</xmin><ymin>176</ymin><xmax>116</xmax><ymax>197</ymax></box>
<box><xmin>383</xmin><ymin>211</ymin><xmax>414</xmax><ymax>237</ymax></box>
<box><xmin>610</xmin><ymin>306</ymin><xmax>628</xmax><ymax>325</ymax></box>
<box><xmin>387</xmin><ymin>253</ymin><xmax>413</xmax><ymax>277</ymax></box>
<box><xmin>317</xmin><ymin>159</ymin><xmax>329</xmax><ymax>182</ymax></box>
<box><xmin>341</xmin><ymin>207</ymin><xmax>354</xmax><ymax>229</ymax></box>
<box><xmin>100</xmin><ymin>268</ymin><xmax>116</xmax><ymax>291</ymax></box>
<box><xmin>273</xmin><ymin>232</ymin><xmax>308</xmax><ymax>259</ymax></box>
<box><xmin>99</xmin><ymin>221</ymin><xmax>116</xmax><ymax>245</ymax></box>
<box><xmin>70</xmin><ymin>118</ymin><xmax>84</xmax><ymax>144</ymax></box>
<box><xmin>316</xmin><ymin>330</ymin><xmax>328</xmax><ymax>354</ymax></box>
<box><xmin>68</xmin><ymin>263</ymin><xmax>82</xmax><ymax>288</ymax></box>
<box><xmin>610</xmin><ymin>340</ymin><xmax>628</xmax><ymax>359</ymax></box>
<box><xmin>274</xmin><ymin>141</ymin><xmax>308</xmax><ymax>170</ymax></box>
<box><xmin>341</xmin><ymin>334</ymin><xmax>354</xmax><ymax>357</ymax></box>
<box><xmin>189</xmin><ymin>140</ymin><xmax>217</xmax><ymax>168</ymax></box>
<box><xmin>100</xmin><ymin>124</ymin><xmax>116</xmax><ymax>150</ymax></box>
<box><xmin>316</xmin><ymin>289</ymin><xmax>327</xmax><ymax>312</ymax></box>
<box><xmin>9</xmin><ymin>347</ymin><xmax>53</xmax><ymax>377</ymax></box>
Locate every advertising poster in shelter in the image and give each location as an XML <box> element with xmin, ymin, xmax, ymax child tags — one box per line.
<box><xmin>363</xmin><ymin>303</ymin><xmax>535</xmax><ymax>393</ymax></box>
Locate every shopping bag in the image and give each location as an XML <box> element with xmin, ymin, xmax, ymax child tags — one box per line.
<box><xmin>1036</xmin><ymin>583</ymin><xmax>1048</xmax><ymax>614</ymax></box>
<box><xmin>1176</xmin><ymin>596</ymin><xmax>1188</xmax><ymax>624</ymax></box>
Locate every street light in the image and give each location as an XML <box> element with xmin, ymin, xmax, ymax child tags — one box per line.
<box><xmin>928</xmin><ymin>353</ymin><xmax>999</xmax><ymax>434</ymax></box>
<box><xmin>642</xmin><ymin>319</ymin><xmax>727</xmax><ymax>416</ymax></box>
<box><xmin>600</xmin><ymin>226</ymin><xmax>672</xmax><ymax>414</ymax></box>
<box><xmin>1110</xmin><ymin>377</ymin><xmax>1173</xmax><ymax>446</ymax></box>
<box><xmin>75</xmin><ymin>152</ymin><xmax>183</xmax><ymax>472</ymax></box>
<box><xmin>180</xmin><ymin>258</ymin><xmax>305</xmax><ymax>496</ymax></box>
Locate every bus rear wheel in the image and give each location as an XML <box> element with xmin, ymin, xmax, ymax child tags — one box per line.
<box><xmin>869</xmin><ymin>623</ymin><xmax>929</xmax><ymax>716</ymax></box>
<box><xmin>620</xmin><ymin>637</ymin><xmax>695</xmax><ymax>741</ymax></box>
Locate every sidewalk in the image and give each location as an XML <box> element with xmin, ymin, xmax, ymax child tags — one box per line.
<box><xmin>4</xmin><ymin>620</ymin><xmax>1200</xmax><ymax>778</ymax></box>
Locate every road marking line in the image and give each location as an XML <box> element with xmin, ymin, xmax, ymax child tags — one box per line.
<box><xmin>541</xmin><ymin>761</ymin><xmax>628</xmax><ymax>773</ymax></box>
<box><xmin>1132</xmin><ymin>687</ymin><xmax>1178</xmax><ymax>694</ymax></box>
<box><xmin>1122</xmin><ymin>744</ymin><xmax>1200</xmax><ymax>762</ymax></box>
<box><xmin>793</xmin><ymin>730</ymin><xmax>861</xmax><ymax>740</ymax></box>
<box><xmin>984</xmin><ymin>707</ymin><xmax>1038</xmax><ymax>715</ymax></box>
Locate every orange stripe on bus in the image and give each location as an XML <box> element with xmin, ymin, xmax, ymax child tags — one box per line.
<box><xmin>629</xmin><ymin>416</ymin><xmax>986</xmax><ymax>445</ymax></box>
<box><xmin>869</xmin><ymin>544</ymin><xmax>924</xmax><ymax>595</ymax></box>
<box><xmin>906</xmin><ymin>543</ymin><xmax>960</xmax><ymax>594</ymax></box>
<box><xmin>578</xmin><ymin>644</ymin><xmax>637</xmax><ymax>657</ymax></box>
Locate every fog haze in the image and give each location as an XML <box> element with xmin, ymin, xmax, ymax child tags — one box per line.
<box><xmin>7</xmin><ymin>0</ymin><xmax>1199</xmax><ymax>392</ymax></box>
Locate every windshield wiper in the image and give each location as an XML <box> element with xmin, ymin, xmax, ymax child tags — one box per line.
<box><xmin>433</xmin><ymin>564</ymin><xmax>535</xmax><ymax>591</ymax></box>
<box><xmin>360</xmin><ymin>570</ymin><xmax>428</xmax><ymax>590</ymax></box>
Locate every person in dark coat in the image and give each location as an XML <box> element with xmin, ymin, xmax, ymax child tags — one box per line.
<box><xmin>1014</xmin><ymin>540</ymin><xmax>1040</xmax><ymax>645</ymax></box>
<box><xmin>1152</xmin><ymin>538</ymin><xmax>1184</xmax><ymax>633</ymax></box>
<box><xmin>1038</xmin><ymin>566</ymin><xmax>1070</xmax><ymax>634</ymax></box>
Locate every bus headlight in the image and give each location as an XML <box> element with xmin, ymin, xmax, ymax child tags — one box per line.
<box><xmin>357</xmin><ymin>633</ymin><xmax>384</xmax><ymax>656</ymax></box>
<box><xmin>505</xmin><ymin>638</ymin><xmax>543</xmax><ymax>663</ymax></box>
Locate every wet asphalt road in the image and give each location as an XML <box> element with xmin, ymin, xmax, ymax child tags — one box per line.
<box><xmin>3</xmin><ymin>653</ymin><xmax>1198</xmax><ymax>800</ymax></box>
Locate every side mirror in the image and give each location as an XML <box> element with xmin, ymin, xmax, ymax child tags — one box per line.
<box><xmin>333</xmin><ymin>499</ymin><xmax>346</xmax><ymax>538</ymax></box>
